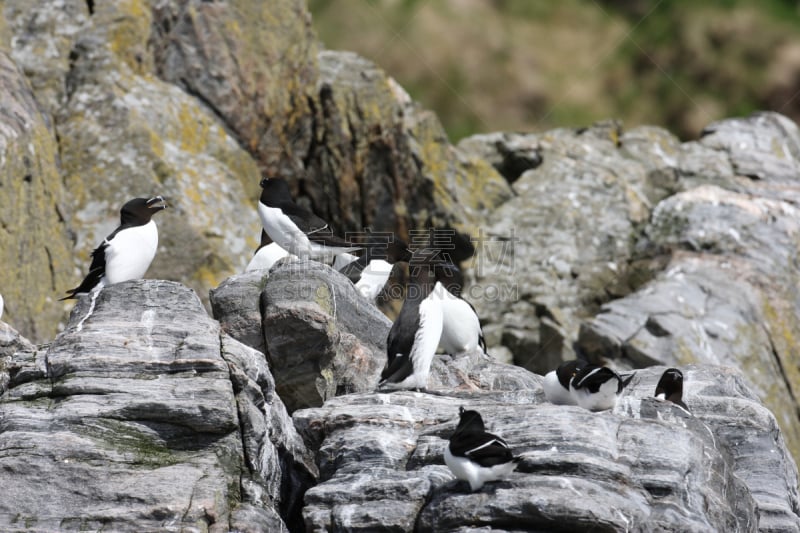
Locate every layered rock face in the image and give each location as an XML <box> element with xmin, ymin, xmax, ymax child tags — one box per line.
<box><xmin>0</xmin><ymin>280</ymin><xmax>316</xmax><ymax>531</ymax></box>
<box><xmin>2</xmin><ymin>264</ymin><xmax>800</xmax><ymax>531</ymax></box>
<box><xmin>294</xmin><ymin>365</ymin><xmax>798</xmax><ymax>532</ymax></box>
<box><xmin>463</xmin><ymin>112</ymin><xmax>800</xmax><ymax>462</ymax></box>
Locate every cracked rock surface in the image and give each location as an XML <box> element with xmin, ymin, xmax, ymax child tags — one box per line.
<box><xmin>296</xmin><ymin>365</ymin><xmax>798</xmax><ymax>532</ymax></box>
<box><xmin>0</xmin><ymin>280</ymin><xmax>315</xmax><ymax>531</ymax></box>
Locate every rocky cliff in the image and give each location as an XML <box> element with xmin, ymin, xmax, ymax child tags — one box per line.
<box><xmin>1</xmin><ymin>1</ymin><xmax>800</xmax><ymax>532</ymax></box>
<box><xmin>0</xmin><ymin>0</ymin><xmax>507</xmax><ymax>342</ymax></box>
<box><xmin>1</xmin><ymin>266</ymin><xmax>797</xmax><ymax>531</ymax></box>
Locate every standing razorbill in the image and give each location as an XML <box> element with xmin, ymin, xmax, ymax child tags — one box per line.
<box><xmin>542</xmin><ymin>359</ymin><xmax>587</xmax><ymax>405</ymax></box>
<box><xmin>0</xmin><ymin>293</ymin><xmax>3</xmax><ymax>321</ymax></box>
<box><xmin>378</xmin><ymin>249</ymin><xmax>443</xmax><ymax>391</ymax></box>
<box><xmin>338</xmin><ymin>238</ymin><xmax>411</xmax><ymax>301</ymax></box>
<box><xmin>655</xmin><ymin>367</ymin><xmax>689</xmax><ymax>411</ymax></box>
<box><xmin>257</xmin><ymin>177</ymin><xmax>360</xmax><ymax>260</ymax></box>
<box><xmin>245</xmin><ymin>229</ymin><xmax>294</xmax><ymax>272</ymax></box>
<box><xmin>444</xmin><ymin>407</ymin><xmax>520</xmax><ymax>491</ymax></box>
<box><xmin>569</xmin><ymin>363</ymin><xmax>634</xmax><ymax>411</ymax></box>
<box><xmin>60</xmin><ymin>196</ymin><xmax>167</xmax><ymax>299</ymax></box>
<box><xmin>433</xmin><ymin>262</ymin><xmax>486</xmax><ymax>354</ymax></box>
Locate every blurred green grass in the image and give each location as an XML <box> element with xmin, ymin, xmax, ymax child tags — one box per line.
<box><xmin>309</xmin><ymin>0</ymin><xmax>800</xmax><ymax>140</ymax></box>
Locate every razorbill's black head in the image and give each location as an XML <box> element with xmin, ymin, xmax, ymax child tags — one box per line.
<box><xmin>432</xmin><ymin>261</ymin><xmax>486</xmax><ymax>355</ymax></box>
<box><xmin>338</xmin><ymin>237</ymin><xmax>412</xmax><ymax>301</ymax></box>
<box><xmin>61</xmin><ymin>196</ymin><xmax>167</xmax><ymax>300</ymax></box>
<box><xmin>378</xmin><ymin>248</ymin><xmax>443</xmax><ymax>391</ymax></box>
<box><xmin>444</xmin><ymin>407</ymin><xmax>520</xmax><ymax>491</ymax></box>
<box><xmin>569</xmin><ymin>363</ymin><xmax>633</xmax><ymax>412</ymax></box>
<box><xmin>655</xmin><ymin>368</ymin><xmax>688</xmax><ymax>411</ymax></box>
<box><xmin>433</xmin><ymin>261</ymin><xmax>465</xmax><ymax>297</ymax></box>
<box><xmin>257</xmin><ymin>177</ymin><xmax>359</xmax><ymax>260</ymax></box>
<box><xmin>543</xmin><ymin>359</ymin><xmax>587</xmax><ymax>405</ymax></box>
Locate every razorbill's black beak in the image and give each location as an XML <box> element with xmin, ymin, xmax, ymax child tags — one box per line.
<box><xmin>146</xmin><ymin>196</ymin><xmax>168</xmax><ymax>211</ymax></box>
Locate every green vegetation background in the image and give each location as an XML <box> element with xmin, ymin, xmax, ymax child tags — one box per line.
<box><xmin>309</xmin><ymin>0</ymin><xmax>800</xmax><ymax>140</ymax></box>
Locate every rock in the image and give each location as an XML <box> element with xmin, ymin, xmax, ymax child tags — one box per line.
<box><xmin>306</xmin><ymin>50</ymin><xmax>512</xmax><ymax>259</ymax></box>
<box><xmin>150</xmin><ymin>0</ymin><xmax>318</xmax><ymax>178</ymax></box>
<box><xmin>578</xmin><ymin>182</ymin><xmax>800</xmax><ymax>459</ymax></box>
<box><xmin>260</xmin><ymin>259</ymin><xmax>391</xmax><ymax>413</ymax></box>
<box><xmin>0</xmin><ymin>320</ymin><xmax>36</xmax><ymax>396</ymax></box>
<box><xmin>457</xmin><ymin>131</ymin><xmax>543</xmax><ymax>183</ymax></box>
<box><xmin>0</xmin><ymin>48</ymin><xmax>73</xmax><ymax>341</ymax></box>
<box><xmin>699</xmin><ymin>111</ymin><xmax>800</xmax><ymax>181</ymax></box>
<box><xmin>462</xmin><ymin>121</ymin><xmax>664</xmax><ymax>374</ymax></box>
<box><xmin>295</xmin><ymin>365</ymin><xmax>798</xmax><ymax>532</ymax></box>
<box><xmin>0</xmin><ymin>279</ymin><xmax>315</xmax><ymax>531</ymax></box>
<box><xmin>210</xmin><ymin>270</ymin><xmax>271</xmax><ymax>355</ymax></box>
<box><xmin>1</xmin><ymin>1</ymin><xmax>513</xmax><ymax>341</ymax></box>
<box><xmin>3</xmin><ymin>0</ymin><xmax>264</xmax><ymax>340</ymax></box>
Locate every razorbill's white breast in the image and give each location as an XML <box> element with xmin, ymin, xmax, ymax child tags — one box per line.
<box><xmin>379</xmin><ymin>249</ymin><xmax>443</xmax><ymax>391</ymax></box>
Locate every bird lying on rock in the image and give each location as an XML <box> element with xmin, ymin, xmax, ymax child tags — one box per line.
<box><xmin>569</xmin><ymin>363</ymin><xmax>633</xmax><ymax>411</ymax></box>
<box><xmin>337</xmin><ymin>238</ymin><xmax>411</xmax><ymax>302</ymax></box>
<box><xmin>445</xmin><ymin>407</ymin><xmax>520</xmax><ymax>491</ymax></box>
<box><xmin>543</xmin><ymin>359</ymin><xmax>587</xmax><ymax>405</ymax></box>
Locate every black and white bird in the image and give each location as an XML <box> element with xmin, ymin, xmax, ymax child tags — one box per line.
<box><xmin>444</xmin><ymin>407</ymin><xmax>520</xmax><ymax>491</ymax></box>
<box><xmin>257</xmin><ymin>177</ymin><xmax>360</xmax><ymax>260</ymax></box>
<box><xmin>569</xmin><ymin>363</ymin><xmax>633</xmax><ymax>411</ymax></box>
<box><xmin>245</xmin><ymin>229</ymin><xmax>293</xmax><ymax>272</ymax></box>
<box><xmin>433</xmin><ymin>262</ymin><xmax>486</xmax><ymax>354</ymax></box>
<box><xmin>655</xmin><ymin>368</ymin><xmax>689</xmax><ymax>411</ymax></box>
<box><xmin>543</xmin><ymin>359</ymin><xmax>587</xmax><ymax>405</ymax></box>
<box><xmin>0</xmin><ymin>293</ymin><xmax>4</xmax><ymax>321</ymax></box>
<box><xmin>337</xmin><ymin>238</ymin><xmax>411</xmax><ymax>301</ymax></box>
<box><xmin>378</xmin><ymin>249</ymin><xmax>443</xmax><ymax>391</ymax></box>
<box><xmin>61</xmin><ymin>196</ymin><xmax>168</xmax><ymax>300</ymax></box>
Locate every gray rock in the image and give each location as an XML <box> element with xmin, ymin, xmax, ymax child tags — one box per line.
<box><xmin>295</xmin><ymin>365</ymin><xmax>797</xmax><ymax>532</ymax></box>
<box><xmin>457</xmin><ymin>131</ymin><xmax>543</xmax><ymax>183</ymax></box>
<box><xmin>578</xmin><ymin>182</ymin><xmax>800</xmax><ymax>461</ymax></box>
<box><xmin>211</xmin><ymin>270</ymin><xmax>271</xmax><ymax>355</ymax></box>
<box><xmin>261</xmin><ymin>259</ymin><xmax>391</xmax><ymax>413</ymax></box>
<box><xmin>700</xmin><ymin>111</ymin><xmax>800</xmax><ymax>181</ymax></box>
<box><xmin>0</xmin><ymin>45</ymin><xmax>74</xmax><ymax>342</ymax></box>
<box><xmin>0</xmin><ymin>321</ymin><xmax>36</xmax><ymax>397</ymax></box>
<box><xmin>0</xmin><ymin>279</ymin><xmax>314</xmax><ymax>531</ymax></box>
<box><xmin>462</xmin><ymin>121</ymin><xmax>661</xmax><ymax>374</ymax></box>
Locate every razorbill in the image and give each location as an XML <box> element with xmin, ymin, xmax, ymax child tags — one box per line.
<box><xmin>432</xmin><ymin>261</ymin><xmax>486</xmax><ymax>354</ymax></box>
<box><xmin>444</xmin><ymin>407</ymin><xmax>520</xmax><ymax>491</ymax></box>
<box><xmin>378</xmin><ymin>249</ymin><xmax>443</xmax><ymax>391</ymax></box>
<box><xmin>257</xmin><ymin>177</ymin><xmax>360</xmax><ymax>260</ymax></box>
<box><xmin>569</xmin><ymin>363</ymin><xmax>633</xmax><ymax>411</ymax></box>
<box><xmin>0</xmin><ymin>293</ymin><xmax>4</xmax><ymax>321</ymax></box>
<box><xmin>655</xmin><ymin>368</ymin><xmax>689</xmax><ymax>411</ymax></box>
<box><xmin>60</xmin><ymin>196</ymin><xmax>167</xmax><ymax>299</ymax></box>
<box><xmin>245</xmin><ymin>229</ymin><xmax>294</xmax><ymax>272</ymax></box>
<box><xmin>543</xmin><ymin>359</ymin><xmax>587</xmax><ymax>405</ymax></box>
<box><xmin>338</xmin><ymin>238</ymin><xmax>411</xmax><ymax>301</ymax></box>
